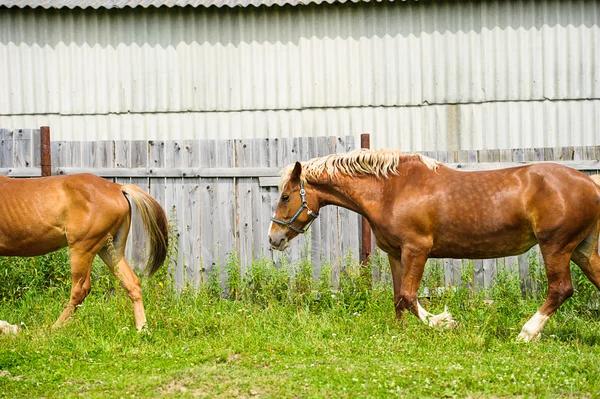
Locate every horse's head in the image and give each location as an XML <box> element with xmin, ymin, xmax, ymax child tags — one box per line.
<box><xmin>268</xmin><ymin>161</ymin><xmax>320</xmax><ymax>251</ymax></box>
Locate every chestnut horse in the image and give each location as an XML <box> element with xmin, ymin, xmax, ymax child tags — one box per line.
<box><xmin>268</xmin><ymin>149</ymin><xmax>600</xmax><ymax>342</ymax></box>
<box><xmin>0</xmin><ymin>174</ymin><xmax>168</xmax><ymax>331</ymax></box>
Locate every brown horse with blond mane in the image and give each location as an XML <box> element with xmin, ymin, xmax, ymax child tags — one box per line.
<box><xmin>268</xmin><ymin>149</ymin><xmax>600</xmax><ymax>342</ymax></box>
<box><xmin>0</xmin><ymin>173</ymin><xmax>168</xmax><ymax>331</ymax></box>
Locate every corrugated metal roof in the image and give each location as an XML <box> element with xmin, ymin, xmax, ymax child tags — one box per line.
<box><xmin>0</xmin><ymin>0</ymin><xmax>392</xmax><ymax>9</ymax></box>
<box><xmin>2</xmin><ymin>0</ymin><xmax>600</xmax><ymax>151</ymax></box>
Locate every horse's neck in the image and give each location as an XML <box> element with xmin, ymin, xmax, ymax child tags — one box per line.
<box><xmin>311</xmin><ymin>174</ymin><xmax>389</xmax><ymax>219</ymax></box>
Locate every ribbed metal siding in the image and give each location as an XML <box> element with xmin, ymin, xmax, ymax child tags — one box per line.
<box><xmin>1</xmin><ymin>1</ymin><xmax>599</xmax><ymax>150</ymax></box>
<box><xmin>1</xmin><ymin>0</ymin><xmax>381</xmax><ymax>9</ymax></box>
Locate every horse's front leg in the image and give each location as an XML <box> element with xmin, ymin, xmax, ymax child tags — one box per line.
<box><xmin>390</xmin><ymin>248</ymin><xmax>455</xmax><ymax>328</ymax></box>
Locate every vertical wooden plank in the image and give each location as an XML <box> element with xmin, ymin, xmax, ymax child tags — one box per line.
<box><xmin>445</xmin><ymin>150</ymin><xmax>458</xmax><ymax>163</ymax></box>
<box><xmin>488</xmin><ymin>149</ymin><xmax>500</xmax><ymax>163</ymax></box>
<box><xmin>200</xmin><ymin>140</ymin><xmax>218</xmax><ymax>285</ymax></box>
<box><xmin>519</xmin><ymin>252</ymin><xmax>530</xmax><ymax>295</ymax></box>
<box><xmin>183</xmin><ymin>140</ymin><xmax>201</xmax><ymax>287</ymax></box>
<box><xmin>555</xmin><ymin>146</ymin><xmax>573</xmax><ymax>161</ymax></box>
<box><xmin>81</xmin><ymin>142</ymin><xmax>94</xmax><ymax>168</ymax></box>
<box><xmin>523</xmin><ymin>147</ymin><xmax>537</xmax><ymax>162</ymax></box>
<box><xmin>250</xmin><ymin>139</ymin><xmax>271</xmax><ymax>263</ymax></box>
<box><xmin>499</xmin><ymin>149</ymin><xmax>512</xmax><ymax>163</ymax></box>
<box><xmin>473</xmin><ymin>259</ymin><xmax>484</xmax><ymax>292</ymax></box>
<box><xmin>504</xmin><ymin>256</ymin><xmax>519</xmax><ymax>276</ymax></box>
<box><xmin>164</xmin><ymin>140</ymin><xmax>185</xmax><ymax>290</ymax></box>
<box><xmin>114</xmin><ymin>141</ymin><xmax>129</xmax><ymax>168</ymax></box>
<box><xmin>0</xmin><ymin>129</ymin><xmax>13</xmax><ymax>169</ymax></box>
<box><xmin>149</xmin><ymin>141</ymin><xmax>166</xmax><ymax>219</ymax></box>
<box><xmin>573</xmin><ymin>146</ymin><xmax>585</xmax><ymax>161</ymax></box>
<box><xmin>13</xmin><ymin>129</ymin><xmax>32</xmax><ymax>168</ymax></box>
<box><xmin>483</xmin><ymin>258</ymin><xmax>496</xmax><ymax>293</ymax></box>
<box><xmin>50</xmin><ymin>141</ymin><xmax>66</xmax><ymax>169</ymax></box>
<box><xmin>512</xmin><ymin>147</ymin><xmax>524</xmax><ymax>163</ymax></box>
<box><xmin>32</xmin><ymin>129</ymin><xmax>41</xmax><ymax>169</ymax></box>
<box><xmin>451</xmin><ymin>259</ymin><xmax>462</xmax><ymax>287</ymax></box>
<box><xmin>82</xmin><ymin>141</ymin><xmax>112</xmax><ymax>168</ymax></box>
<box><xmin>148</xmin><ymin>140</ymin><xmax>168</xmax><ymax>284</ymax></box>
<box><xmin>583</xmin><ymin>146</ymin><xmax>597</xmax><ymax>162</ymax></box>
<box><xmin>61</xmin><ymin>142</ymin><xmax>82</xmax><ymax>168</ymax></box>
<box><xmin>467</xmin><ymin>150</ymin><xmax>478</xmax><ymax>163</ymax></box>
<box><xmin>476</xmin><ymin>149</ymin><xmax>488</xmax><ymax>163</ymax></box>
<box><xmin>457</xmin><ymin>150</ymin><xmax>469</xmax><ymax>163</ymax></box>
<box><xmin>235</xmin><ymin>139</ymin><xmax>254</xmax><ymax>275</ymax></box>
<box><xmin>216</xmin><ymin>140</ymin><xmax>236</xmax><ymax>289</ymax></box>
<box><xmin>443</xmin><ymin>259</ymin><xmax>453</xmax><ymax>287</ymax></box>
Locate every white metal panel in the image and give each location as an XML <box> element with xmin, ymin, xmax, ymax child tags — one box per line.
<box><xmin>2</xmin><ymin>0</ymin><xmax>385</xmax><ymax>9</ymax></box>
<box><xmin>4</xmin><ymin>100</ymin><xmax>600</xmax><ymax>151</ymax></box>
<box><xmin>1</xmin><ymin>1</ymin><xmax>600</xmax><ymax>150</ymax></box>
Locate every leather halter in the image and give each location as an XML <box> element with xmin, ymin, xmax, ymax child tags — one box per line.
<box><xmin>271</xmin><ymin>180</ymin><xmax>319</xmax><ymax>234</ymax></box>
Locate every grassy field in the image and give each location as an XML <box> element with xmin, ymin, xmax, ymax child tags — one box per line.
<box><xmin>1</xmin><ymin>251</ymin><xmax>600</xmax><ymax>398</ymax></box>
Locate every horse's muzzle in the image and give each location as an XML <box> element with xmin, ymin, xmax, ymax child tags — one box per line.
<box><xmin>268</xmin><ymin>233</ymin><xmax>289</xmax><ymax>251</ymax></box>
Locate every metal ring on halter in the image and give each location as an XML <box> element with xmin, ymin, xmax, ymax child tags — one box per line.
<box><xmin>271</xmin><ymin>180</ymin><xmax>319</xmax><ymax>234</ymax></box>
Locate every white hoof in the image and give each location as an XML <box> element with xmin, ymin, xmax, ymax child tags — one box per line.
<box><xmin>428</xmin><ymin>307</ymin><xmax>457</xmax><ymax>328</ymax></box>
<box><xmin>517</xmin><ymin>312</ymin><xmax>549</xmax><ymax>342</ymax></box>
<box><xmin>137</xmin><ymin>324</ymin><xmax>150</xmax><ymax>334</ymax></box>
<box><xmin>0</xmin><ymin>320</ymin><xmax>20</xmax><ymax>335</ymax></box>
<box><xmin>517</xmin><ymin>330</ymin><xmax>541</xmax><ymax>343</ymax></box>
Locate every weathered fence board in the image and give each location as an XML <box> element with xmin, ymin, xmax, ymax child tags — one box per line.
<box><xmin>0</xmin><ymin>128</ymin><xmax>42</xmax><ymax>176</ymax></box>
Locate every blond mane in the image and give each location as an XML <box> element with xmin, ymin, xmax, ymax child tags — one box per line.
<box><xmin>278</xmin><ymin>149</ymin><xmax>441</xmax><ymax>190</ymax></box>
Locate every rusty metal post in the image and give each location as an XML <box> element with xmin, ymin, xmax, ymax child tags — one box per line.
<box><xmin>40</xmin><ymin>126</ymin><xmax>51</xmax><ymax>177</ymax></box>
<box><xmin>360</xmin><ymin>133</ymin><xmax>372</xmax><ymax>286</ymax></box>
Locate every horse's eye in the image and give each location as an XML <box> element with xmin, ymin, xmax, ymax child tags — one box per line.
<box><xmin>282</xmin><ymin>195</ymin><xmax>290</xmax><ymax>202</ymax></box>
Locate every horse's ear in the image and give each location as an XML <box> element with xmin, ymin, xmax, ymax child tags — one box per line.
<box><xmin>291</xmin><ymin>161</ymin><xmax>302</xmax><ymax>182</ymax></box>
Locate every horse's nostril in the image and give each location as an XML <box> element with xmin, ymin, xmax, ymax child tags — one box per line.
<box><xmin>268</xmin><ymin>236</ymin><xmax>273</xmax><ymax>245</ymax></box>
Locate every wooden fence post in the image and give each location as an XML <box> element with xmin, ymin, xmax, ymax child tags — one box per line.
<box><xmin>40</xmin><ymin>126</ymin><xmax>51</xmax><ymax>177</ymax></box>
<box><xmin>360</xmin><ymin>133</ymin><xmax>372</xmax><ymax>287</ymax></box>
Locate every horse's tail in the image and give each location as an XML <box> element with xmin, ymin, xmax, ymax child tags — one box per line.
<box><xmin>590</xmin><ymin>174</ymin><xmax>600</xmax><ymax>188</ymax></box>
<box><xmin>121</xmin><ymin>185</ymin><xmax>169</xmax><ymax>277</ymax></box>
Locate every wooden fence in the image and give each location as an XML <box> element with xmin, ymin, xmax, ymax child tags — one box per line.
<box><xmin>49</xmin><ymin>132</ymin><xmax>359</xmax><ymax>290</ymax></box>
<box><xmin>1</xmin><ymin>127</ymin><xmax>600</xmax><ymax>292</ymax></box>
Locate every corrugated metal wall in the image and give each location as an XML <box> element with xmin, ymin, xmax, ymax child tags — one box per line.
<box><xmin>1</xmin><ymin>0</ymin><xmax>599</xmax><ymax>150</ymax></box>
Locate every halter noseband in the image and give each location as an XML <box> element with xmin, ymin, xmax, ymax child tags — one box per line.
<box><xmin>271</xmin><ymin>180</ymin><xmax>319</xmax><ymax>234</ymax></box>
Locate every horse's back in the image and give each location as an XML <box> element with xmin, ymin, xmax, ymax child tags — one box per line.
<box><xmin>417</xmin><ymin>163</ymin><xmax>600</xmax><ymax>258</ymax></box>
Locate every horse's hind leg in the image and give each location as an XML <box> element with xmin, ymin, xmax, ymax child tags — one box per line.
<box><xmin>518</xmin><ymin>245</ymin><xmax>574</xmax><ymax>342</ymax></box>
<box><xmin>53</xmin><ymin>251</ymin><xmax>94</xmax><ymax>328</ymax></box>
<box><xmin>98</xmin><ymin>244</ymin><xmax>147</xmax><ymax>332</ymax></box>
<box><xmin>571</xmin><ymin>229</ymin><xmax>600</xmax><ymax>291</ymax></box>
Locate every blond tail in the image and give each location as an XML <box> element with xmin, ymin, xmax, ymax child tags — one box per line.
<box><xmin>121</xmin><ymin>185</ymin><xmax>169</xmax><ymax>277</ymax></box>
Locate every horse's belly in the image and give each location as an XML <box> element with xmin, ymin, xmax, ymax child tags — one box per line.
<box><xmin>429</xmin><ymin>229</ymin><xmax>538</xmax><ymax>259</ymax></box>
<box><xmin>0</xmin><ymin>226</ymin><xmax>67</xmax><ymax>257</ymax></box>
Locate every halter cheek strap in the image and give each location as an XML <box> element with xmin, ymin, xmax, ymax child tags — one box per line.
<box><xmin>271</xmin><ymin>181</ymin><xmax>319</xmax><ymax>234</ymax></box>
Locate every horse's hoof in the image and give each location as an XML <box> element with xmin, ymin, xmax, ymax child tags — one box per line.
<box><xmin>137</xmin><ymin>324</ymin><xmax>150</xmax><ymax>334</ymax></box>
<box><xmin>517</xmin><ymin>331</ymin><xmax>541</xmax><ymax>342</ymax></box>
<box><xmin>0</xmin><ymin>321</ymin><xmax>20</xmax><ymax>335</ymax></box>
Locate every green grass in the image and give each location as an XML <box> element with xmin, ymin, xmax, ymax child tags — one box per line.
<box><xmin>2</xmin><ymin>251</ymin><xmax>600</xmax><ymax>398</ymax></box>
